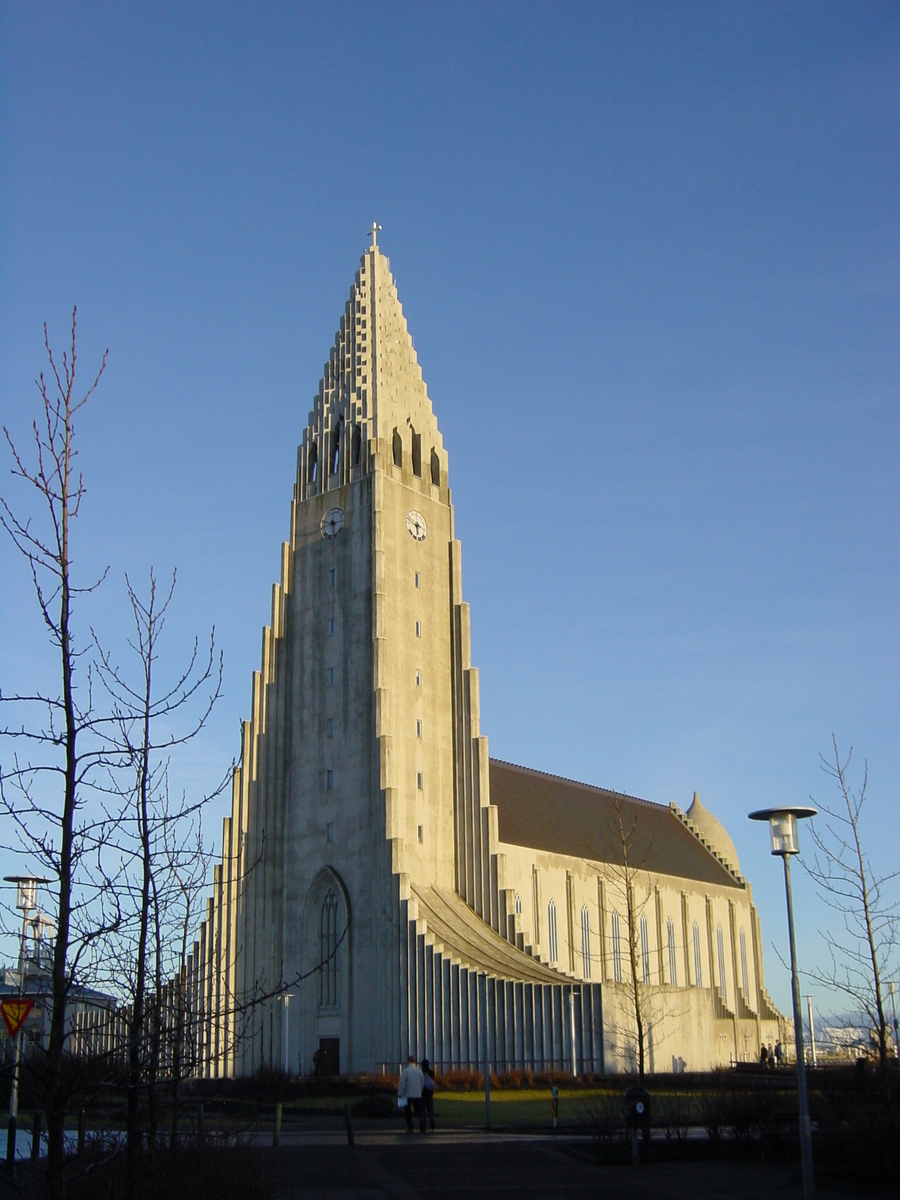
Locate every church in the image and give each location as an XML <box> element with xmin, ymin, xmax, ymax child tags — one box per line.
<box><xmin>186</xmin><ymin>234</ymin><xmax>788</xmax><ymax>1079</ymax></box>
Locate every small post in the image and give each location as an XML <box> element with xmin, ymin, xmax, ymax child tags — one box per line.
<box><xmin>30</xmin><ymin>1111</ymin><xmax>41</xmax><ymax>1162</ymax></box>
<box><xmin>6</xmin><ymin>1115</ymin><xmax>16</xmax><ymax>1169</ymax></box>
<box><xmin>273</xmin><ymin>1102</ymin><xmax>282</xmax><ymax>1147</ymax></box>
<box><xmin>551</xmin><ymin>1085</ymin><xmax>559</xmax><ymax>1130</ymax></box>
<box><xmin>343</xmin><ymin>1102</ymin><xmax>355</xmax><ymax>1146</ymax></box>
<box><xmin>77</xmin><ymin>1109</ymin><xmax>86</xmax><ymax>1158</ymax></box>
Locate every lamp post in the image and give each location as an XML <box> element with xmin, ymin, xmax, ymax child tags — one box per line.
<box><xmin>4</xmin><ymin>875</ymin><xmax>50</xmax><ymax>1166</ymax></box>
<box><xmin>748</xmin><ymin>807</ymin><xmax>815</xmax><ymax>1200</ymax></box>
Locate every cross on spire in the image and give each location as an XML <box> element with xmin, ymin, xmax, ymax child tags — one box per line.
<box><xmin>368</xmin><ymin>221</ymin><xmax>382</xmax><ymax>249</ymax></box>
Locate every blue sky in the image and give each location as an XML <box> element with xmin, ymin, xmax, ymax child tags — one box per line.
<box><xmin>1</xmin><ymin>2</ymin><xmax>897</xmax><ymax>1018</ymax></box>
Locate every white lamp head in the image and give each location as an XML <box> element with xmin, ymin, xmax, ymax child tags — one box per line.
<box><xmin>748</xmin><ymin>807</ymin><xmax>817</xmax><ymax>857</ymax></box>
<box><xmin>4</xmin><ymin>875</ymin><xmax>50</xmax><ymax>912</ymax></box>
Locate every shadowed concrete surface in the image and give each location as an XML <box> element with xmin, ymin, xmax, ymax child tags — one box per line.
<box><xmin>266</xmin><ymin>1138</ymin><xmax>863</xmax><ymax>1200</ymax></box>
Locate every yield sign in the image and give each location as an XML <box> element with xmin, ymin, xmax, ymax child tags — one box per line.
<box><xmin>1</xmin><ymin>997</ymin><xmax>34</xmax><ymax>1038</ymax></box>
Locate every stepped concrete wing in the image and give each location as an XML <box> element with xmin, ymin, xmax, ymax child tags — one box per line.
<box><xmin>410</xmin><ymin>885</ymin><xmax>566</xmax><ymax>985</ymax></box>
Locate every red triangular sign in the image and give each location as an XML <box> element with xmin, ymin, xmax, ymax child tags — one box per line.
<box><xmin>1</xmin><ymin>997</ymin><xmax>34</xmax><ymax>1038</ymax></box>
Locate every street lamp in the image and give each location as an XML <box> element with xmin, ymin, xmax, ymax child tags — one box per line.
<box><xmin>748</xmin><ymin>807</ymin><xmax>815</xmax><ymax>1200</ymax></box>
<box><xmin>4</xmin><ymin>875</ymin><xmax>50</xmax><ymax>1166</ymax></box>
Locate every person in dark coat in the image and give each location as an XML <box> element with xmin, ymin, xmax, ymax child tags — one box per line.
<box><xmin>421</xmin><ymin>1057</ymin><xmax>436</xmax><ymax>1130</ymax></box>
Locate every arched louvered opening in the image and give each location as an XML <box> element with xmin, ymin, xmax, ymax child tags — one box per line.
<box><xmin>308</xmin><ymin>442</ymin><xmax>318</xmax><ymax>483</ymax></box>
<box><xmin>411</xmin><ymin>428</ymin><xmax>422</xmax><ymax>477</ymax></box>
<box><xmin>392</xmin><ymin>428</ymin><xmax>402</xmax><ymax>467</ymax></box>
<box><xmin>431</xmin><ymin>449</ymin><xmax>440</xmax><ymax>487</ymax></box>
<box><xmin>320</xmin><ymin>888</ymin><xmax>339</xmax><ymax>1009</ymax></box>
<box><xmin>330</xmin><ymin>421</ymin><xmax>341</xmax><ymax>475</ymax></box>
<box><xmin>351</xmin><ymin>423</ymin><xmax>361</xmax><ymax>466</ymax></box>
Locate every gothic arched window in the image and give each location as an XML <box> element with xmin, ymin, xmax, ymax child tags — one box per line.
<box><xmin>319</xmin><ymin>888</ymin><xmax>339</xmax><ymax>1009</ymax></box>
<box><xmin>392</xmin><ymin>428</ymin><xmax>402</xmax><ymax>468</ymax></box>
<box><xmin>411</xmin><ymin>427</ymin><xmax>422</xmax><ymax>477</ymax></box>
<box><xmin>431</xmin><ymin>449</ymin><xmax>440</xmax><ymax>487</ymax></box>
<box><xmin>351</xmin><ymin>423</ymin><xmax>361</xmax><ymax>466</ymax></box>
<box><xmin>693</xmin><ymin>919</ymin><xmax>703</xmax><ymax>987</ymax></box>
<box><xmin>740</xmin><ymin>927</ymin><xmax>750</xmax><ymax>998</ymax></box>
<box><xmin>308</xmin><ymin>441</ymin><xmax>318</xmax><ymax>483</ymax></box>
<box><xmin>547</xmin><ymin>899</ymin><xmax>558</xmax><ymax>963</ymax></box>
<box><xmin>667</xmin><ymin>916</ymin><xmax>678</xmax><ymax>986</ymax></box>
<box><xmin>716</xmin><ymin>923</ymin><xmax>728</xmax><ymax>1003</ymax></box>
<box><xmin>611</xmin><ymin>910</ymin><xmax>623</xmax><ymax>983</ymax></box>
<box><xmin>330</xmin><ymin>420</ymin><xmax>341</xmax><ymax>475</ymax></box>
<box><xmin>581</xmin><ymin>904</ymin><xmax>591</xmax><ymax>980</ymax></box>
<box><xmin>640</xmin><ymin>913</ymin><xmax>651</xmax><ymax>984</ymax></box>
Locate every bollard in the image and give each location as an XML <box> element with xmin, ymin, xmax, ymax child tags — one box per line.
<box><xmin>343</xmin><ymin>1102</ymin><xmax>355</xmax><ymax>1146</ymax></box>
<box><xmin>77</xmin><ymin>1110</ymin><xmax>86</xmax><ymax>1158</ymax></box>
<box><xmin>273</xmin><ymin>1102</ymin><xmax>282</xmax><ymax>1147</ymax></box>
<box><xmin>551</xmin><ymin>1086</ymin><xmax>559</xmax><ymax>1130</ymax></box>
<box><xmin>6</xmin><ymin>1115</ymin><xmax>16</xmax><ymax>1170</ymax></box>
<box><xmin>31</xmin><ymin>1112</ymin><xmax>41</xmax><ymax>1162</ymax></box>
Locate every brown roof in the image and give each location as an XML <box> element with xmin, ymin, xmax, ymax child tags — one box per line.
<box><xmin>489</xmin><ymin>759</ymin><xmax>742</xmax><ymax>889</ymax></box>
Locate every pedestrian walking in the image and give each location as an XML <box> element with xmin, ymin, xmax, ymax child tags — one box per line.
<box><xmin>398</xmin><ymin>1054</ymin><xmax>426</xmax><ymax>1133</ymax></box>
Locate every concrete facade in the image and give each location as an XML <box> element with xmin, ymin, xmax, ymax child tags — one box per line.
<box><xmin>186</xmin><ymin>237</ymin><xmax>788</xmax><ymax>1078</ymax></box>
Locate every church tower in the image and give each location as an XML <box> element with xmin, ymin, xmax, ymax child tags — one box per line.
<box><xmin>209</xmin><ymin>231</ymin><xmax>507</xmax><ymax>1076</ymax></box>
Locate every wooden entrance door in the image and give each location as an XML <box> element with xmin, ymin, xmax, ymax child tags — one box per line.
<box><xmin>318</xmin><ymin>1036</ymin><xmax>340</xmax><ymax>1076</ymax></box>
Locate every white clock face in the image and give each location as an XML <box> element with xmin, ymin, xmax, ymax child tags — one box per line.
<box><xmin>321</xmin><ymin>507</ymin><xmax>345</xmax><ymax>539</ymax></box>
<box><xmin>406</xmin><ymin>510</ymin><xmax>427</xmax><ymax>542</ymax></box>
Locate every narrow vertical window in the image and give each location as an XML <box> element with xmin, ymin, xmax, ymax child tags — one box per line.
<box><xmin>417</xmin><ymin>824</ymin><xmax>424</xmax><ymax>843</ymax></box>
<box><xmin>329</xmin><ymin>618</ymin><xmax>335</xmax><ymax>635</ymax></box>
<box><xmin>416</xmin><ymin>669</ymin><xmax>422</xmax><ymax>687</ymax></box>
<box><xmin>326</xmin><ymin>770</ymin><xmax>334</xmax><ymax>789</ymax></box>
<box><xmin>326</xmin><ymin>822</ymin><xmax>334</xmax><ymax>843</ymax></box>
<box><xmin>717</xmin><ymin>923</ymin><xmax>728</xmax><ymax>1003</ymax></box>
<box><xmin>415</xmin><ymin>572</ymin><xmax>421</xmax><ymax>588</ymax></box>
<box><xmin>319</xmin><ymin>889</ymin><xmax>338</xmax><ymax>1007</ymax></box>
<box><xmin>667</xmin><ymin>916</ymin><xmax>677</xmax><ymax>986</ymax></box>
<box><xmin>330</xmin><ymin>568</ymin><xmax>335</xmax><ymax>586</ymax></box>
<box><xmin>547</xmin><ymin>899</ymin><xmax>558</xmax><ymax>964</ymax></box>
<box><xmin>326</xmin><ymin>718</ymin><xmax>333</xmax><ymax>738</ymax></box>
<box><xmin>328</xmin><ymin>667</ymin><xmax>335</xmax><ymax>685</ymax></box>
<box><xmin>612</xmin><ymin>910</ymin><xmax>623</xmax><ymax>984</ymax></box>
<box><xmin>351</xmin><ymin>423</ymin><xmax>361</xmax><ymax>466</ymax></box>
<box><xmin>392</xmin><ymin>428</ymin><xmax>402</xmax><ymax>467</ymax></box>
<box><xmin>411</xmin><ymin>427</ymin><xmax>422</xmax><ymax>477</ymax></box>
<box><xmin>740</xmin><ymin>927</ymin><xmax>749</xmax><ymax>998</ymax></box>
<box><xmin>693</xmin><ymin>920</ymin><xmax>703</xmax><ymax>987</ymax></box>
<box><xmin>640</xmin><ymin>913</ymin><xmax>651</xmax><ymax>984</ymax></box>
<box><xmin>515</xmin><ymin>892</ymin><xmax>522</xmax><ymax>916</ymax></box>
<box><xmin>330</xmin><ymin>421</ymin><xmax>341</xmax><ymax>475</ymax></box>
<box><xmin>415</xmin><ymin>620</ymin><xmax>421</xmax><ymax>637</ymax></box>
<box><xmin>431</xmin><ymin>448</ymin><xmax>440</xmax><ymax>487</ymax></box>
<box><xmin>417</xmin><ymin>772</ymin><xmax>423</xmax><ymax>790</ymax></box>
<box><xmin>308</xmin><ymin>442</ymin><xmax>318</xmax><ymax>482</ymax></box>
<box><xmin>581</xmin><ymin>905</ymin><xmax>591</xmax><ymax>980</ymax></box>
<box><xmin>532</xmin><ymin>868</ymin><xmax>541</xmax><ymax>945</ymax></box>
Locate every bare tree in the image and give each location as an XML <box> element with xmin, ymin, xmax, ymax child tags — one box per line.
<box><xmin>805</xmin><ymin>736</ymin><xmax>898</xmax><ymax>1079</ymax></box>
<box><xmin>92</xmin><ymin>569</ymin><xmax>223</xmax><ymax>1191</ymax></box>
<box><xmin>593</xmin><ymin>795</ymin><xmax>657</xmax><ymax>1081</ymax></box>
<box><xmin>0</xmin><ymin>311</ymin><xmax>117</xmax><ymax>1196</ymax></box>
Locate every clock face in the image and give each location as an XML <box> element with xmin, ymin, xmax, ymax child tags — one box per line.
<box><xmin>406</xmin><ymin>510</ymin><xmax>427</xmax><ymax>542</ymax></box>
<box><xmin>321</xmin><ymin>507</ymin><xmax>345</xmax><ymax>539</ymax></box>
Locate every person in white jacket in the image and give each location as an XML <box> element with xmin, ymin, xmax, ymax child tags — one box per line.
<box><xmin>397</xmin><ymin>1054</ymin><xmax>426</xmax><ymax>1132</ymax></box>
